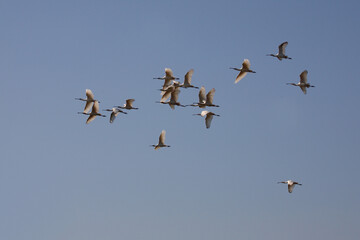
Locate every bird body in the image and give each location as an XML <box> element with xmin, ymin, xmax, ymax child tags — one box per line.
<box><xmin>267</xmin><ymin>41</ymin><xmax>292</xmax><ymax>61</ymax></box>
<box><xmin>151</xmin><ymin>130</ymin><xmax>170</xmax><ymax>150</ymax></box>
<box><xmin>78</xmin><ymin>100</ymin><xmax>106</xmax><ymax>124</ymax></box>
<box><xmin>287</xmin><ymin>70</ymin><xmax>315</xmax><ymax>94</ymax></box>
<box><xmin>115</xmin><ymin>99</ymin><xmax>138</xmax><ymax>110</ymax></box>
<box><xmin>189</xmin><ymin>86</ymin><xmax>219</xmax><ymax>108</ymax></box>
<box><xmin>193</xmin><ymin>110</ymin><xmax>220</xmax><ymax>128</ymax></box>
<box><xmin>278</xmin><ymin>180</ymin><xmax>302</xmax><ymax>193</ymax></box>
<box><xmin>230</xmin><ymin>59</ymin><xmax>256</xmax><ymax>83</ymax></box>
<box><xmin>75</xmin><ymin>89</ymin><xmax>99</xmax><ymax>113</ymax></box>
<box><xmin>153</xmin><ymin>68</ymin><xmax>179</xmax><ymax>81</ymax></box>
<box><xmin>157</xmin><ymin>86</ymin><xmax>186</xmax><ymax>109</ymax></box>
<box><xmin>103</xmin><ymin>108</ymin><xmax>127</xmax><ymax>123</ymax></box>
<box><xmin>175</xmin><ymin>69</ymin><xmax>199</xmax><ymax>89</ymax></box>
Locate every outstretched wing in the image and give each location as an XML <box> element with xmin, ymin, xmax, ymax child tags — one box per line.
<box><xmin>162</xmin><ymin>78</ymin><xmax>173</xmax><ymax>89</ymax></box>
<box><xmin>86</xmin><ymin>115</ymin><xmax>96</xmax><ymax>124</ymax></box>
<box><xmin>288</xmin><ymin>184</ymin><xmax>295</xmax><ymax>193</ymax></box>
<box><xmin>165</xmin><ymin>68</ymin><xmax>174</xmax><ymax>78</ymax></box>
<box><xmin>110</xmin><ymin>111</ymin><xmax>116</xmax><ymax>123</ymax></box>
<box><xmin>199</xmin><ymin>86</ymin><xmax>206</xmax><ymax>104</ymax></box>
<box><xmin>184</xmin><ymin>69</ymin><xmax>194</xmax><ymax>85</ymax></box>
<box><xmin>235</xmin><ymin>71</ymin><xmax>247</xmax><ymax>83</ymax></box>
<box><xmin>205</xmin><ymin>114</ymin><xmax>213</xmax><ymax>129</ymax></box>
<box><xmin>279</xmin><ymin>41</ymin><xmax>288</xmax><ymax>55</ymax></box>
<box><xmin>300</xmin><ymin>70</ymin><xmax>308</xmax><ymax>84</ymax></box>
<box><xmin>161</xmin><ymin>87</ymin><xmax>174</xmax><ymax>102</ymax></box>
<box><xmin>170</xmin><ymin>87</ymin><xmax>180</xmax><ymax>103</ymax></box>
<box><xmin>206</xmin><ymin>88</ymin><xmax>216</xmax><ymax>105</ymax></box>
<box><xmin>86</xmin><ymin>89</ymin><xmax>95</xmax><ymax>101</ymax></box>
<box><xmin>93</xmin><ymin>101</ymin><xmax>100</xmax><ymax>113</ymax></box>
<box><xmin>83</xmin><ymin>101</ymin><xmax>93</xmax><ymax>113</ymax></box>
<box><xmin>159</xmin><ymin>130</ymin><xmax>166</xmax><ymax>145</ymax></box>
<box><xmin>126</xmin><ymin>99</ymin><xmax>135</xmax><ymax>108</ymax></box>
<box><xmin>300</xmin><ymin>86</ymin><xmax>307</xmax><ymax>94</ymax></box>
<box><xmin>242</xmin><ymin>59</ymin><xmax>250</xmax><ymax>71</ymax></box>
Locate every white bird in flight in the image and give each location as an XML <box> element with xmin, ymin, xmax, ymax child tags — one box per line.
<box><xmin>157</xmin><ymin>86</ymin><xmax>186</xmax><ymax>109</ymax></box>
<box><xmin>103</xmin><ymin>108</ymin><xmax>127</xmax><ymax>123</ymax></box>
<box><xmin>115</xmin><ymin>99</ymin><xmax>138</xmax><ymax>110</ymax></box>
<box><xmin>189</xmin><ymin>86</ymin><xmax>219</xmax><ymax>108</ymax></box>
<box><xmin>159</xmin><ymin>85</ymin><xmax>176</xmax><ymax>102</ymax></box>
<box><xmin>78</xmin><ymin>100</ymin><xmax>106</xmax><ymax>124</ymax></box>
<box><xmin>193</xmin><ymin>110</ymin><xmax>220</xmax><ymax>129</ymax></box>
<box><xmin>154</xmin><ymin>68</ymin><xmax>179</xmax><ymax>90</ymax></box>
<box><xmin>287</xmin><ymin>70</ymin><xmax>315</xmax><ymax>94</ymax></box>
<box><xmin>177</xmin><ymin>69</ymin><xmax>199</xmax><ymax>89</ymax></box>
<box><xmin>230</xmin><ymin>59</ymin><xmax>256</xmax><ymax>83</ymax></box>
<box><xmin>278</xmin><ymin>180</ymin><xmax>302</xmax><ymax>193</ymax></box>
<box><xmin>267</xmin><ymin>41</ymin><xmax>292</xmax><ymax>61</ymax></box>
<box><xmin>150</xmin><ymin>130</ymin><xmax>170</xmax><ymax>150</ymax></box>
<box><xmin>75</xmin><ymin>89</ymin><xmax>100</xmax><ymax>113</ymax></box>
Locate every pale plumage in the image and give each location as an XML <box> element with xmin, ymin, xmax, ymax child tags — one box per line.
<box><xmin>150</xmin><ymin>130</ymin><xmax>170</xmax><ymax>150</ymax></box>
<box><xmin>278</xmin><ymin>180</ymin><xmax>302</xmax><ymax>193</ymax></box>
<box><xmin>115</xmin><ymin>99</ymin><xmax>138</xmax><ymax>110</ymax></box>
<box><xmin>75</xmin><ymin>89</ymin><xmax>100</xmax><ymax>113</ymax></box>
<box><xmin>157</xmin><ymin>86</ymin><xmax>186</xmax><ymax>109</ymax></box>
<box><xmin>267</xmin><ymin>41</ymin><xmax>292</xmax><ymax>61</ymax></box>
<box><xmin>176</xmin><ymin>69</ymin><xmax>199</xmax><ymax>89</ymax></box>
<box><xmin>287</xmin><ymin>70</ymin><xmax>315</xmax><ymax>94</ymax></box>
<box><xmin>193</xmin><ymin>110</ymin><xmax>220</xmax><ymax>129</ymax></box>
<box><xmin>189</xmin><ymin>86</ymin><xmax>219</xmax><ymax>108</ymax></box>
<box><xmin>103</xmin><ymin>108</ymin><xmax>127</xmax><ymax>123</ymax></box>
<box><xmin>78</xmin><ymin>100</ymin><xmax>106</xmax><ymax>124</ymax></box>
<box><xmin>154</xmin><ymin>68</ymin><xmax>179</xmax><ymax>81</ymax></box>
<box><xmin>230</xmin><ymin>59</ymin><xmax>256</xmax><ymax>83</ymax></box>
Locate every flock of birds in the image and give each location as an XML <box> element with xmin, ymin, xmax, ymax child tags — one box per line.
<box><xmin>76</xmin><ymin>41</ymin><xmax>313</xmax><ymax>193</ymax></box>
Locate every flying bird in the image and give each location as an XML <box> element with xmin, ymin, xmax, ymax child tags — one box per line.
<box><xmin>75</xmin><ymin>89</ymin><xmax>99</xmax><ymax>113</ymax></box>
<box><xmin>189</xmin><ymin>86</ymin><xmax>219</xmax><ymax>108</ymax></box>
<box><xmin>78</xmin><ymin>100</ymin><xmax>106</xmax><ymax>124</ymax></box>
<box><xmin>267</xmin><ymin>41</ymin><xmax>292</xmax><ymax>61</ymax></box>
<box><xmin>287</xmin><ymin>70</ymin><xmax>315</xmax><ymax>94</ymax></box>
<box><xmin>103</xmin><ymin>108</ymin><xmax>127</xmax><ymax>123</ymax></box>
<box><xmin>157</xmin><ymin>86</ymin><xmax>186</xmax><ymax>109</ymax></box>
<box><xmin>159</xmin><ymin>85</ymin><xmax>176</xmax><ymax>102</ymax></box>
<box><xmin>193</xmin><ymin>110</ymin><xmax>220</xmax><ymax>129</ymax></box>
<box><xmin>150</xmin><ymin>130</ymin><xmax>170</xmax><ymax>150</ymax></box>
<box><xmin>177</xmin><ymin>69</ymin><xmax>199</xmax><ymax>89</ymax></box>
<box><xmin>154</xmin><ymin>68</ymin><xmax>179</xmax><ymax>84</ymax></box>
<box><xmin>230</xmin><ymin>59</ymin><xmax>256</xmax><ymax>83</ymax></box>
<box><xmin>278</xmin><ymin>180</ymin><xmax>302</xmax><ymax>193</ymax></box>
<box><xmin>115</xmin><ymin>99</ymin><xmax>138</xmax><ymax>110</ymax></box>
<box><xmin>153</xmin><ymin>68</ymin><xmax>179</xmax><ymax>90</ymax></box>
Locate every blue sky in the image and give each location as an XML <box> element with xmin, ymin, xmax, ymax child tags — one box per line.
<box><xmin>1</xmin><ymin>0</ymin><xmax>360</xmax><ymax>239</ymax></box>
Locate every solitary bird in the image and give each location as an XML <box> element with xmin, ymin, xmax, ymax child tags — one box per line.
<box><xmin>189</xmin><ymin>86</ymin><xmax>219</xmax><ymax>108</ymax></box>
<box><xmin>78</xmin><ymin>100</ymin><xmax>106</xmax><ymax>124</ymax></box>
<box><xmin>150</xmin><ymin>130</ymin><xmax>170</xmax><ymax>150</ymax></box>
<box><xmin>287</xmin><ymin>70</ymin><xmax>315</xmax><ymax>94</ymax></box>
<box><xmin>157</xmin><ymin>86</ymin><xmax>186</xmax><ymax>109</ymax></box>
<box><xmin>230</xmin><ymin>59</ymin><xmax>256</xmax><ymax>83</ymax></box>
<box><xmin>75</xmin><ymin>89</ymin><xmax>100</xmax><ymax>113</ymax></box>
<box><xmin>178</xmin><ymin>69</ymin><xmax>199</xmax><ymax>89</ymax></box>
<box><xmin>103</xmin><ymin>108</ymin><xmax>127</xmax><ymax>123</ymax></box>
<box><xmin>193</xmin><ymin>110</ymin><xmax>220</xmax><ymax>129</ymax></box>
<box><xmin>115</xmin><ymin>99</ymin><xmax>138</xmax><ymax>110</ymax></box>
<box><xmin>278</xmin><ymin>180</ymin><xmax>302</xmax><ymax>193</ymax></box>
<box><xmin>267</xmin><ymin>41</ymin><xmax>292</xmax><ymax>61</ymax></box>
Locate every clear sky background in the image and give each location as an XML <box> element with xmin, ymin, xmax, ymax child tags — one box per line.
<box><xmin>1</xmin><ymin>0</ymin><xmax>360</xmax><ymax>239</ymax></box>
